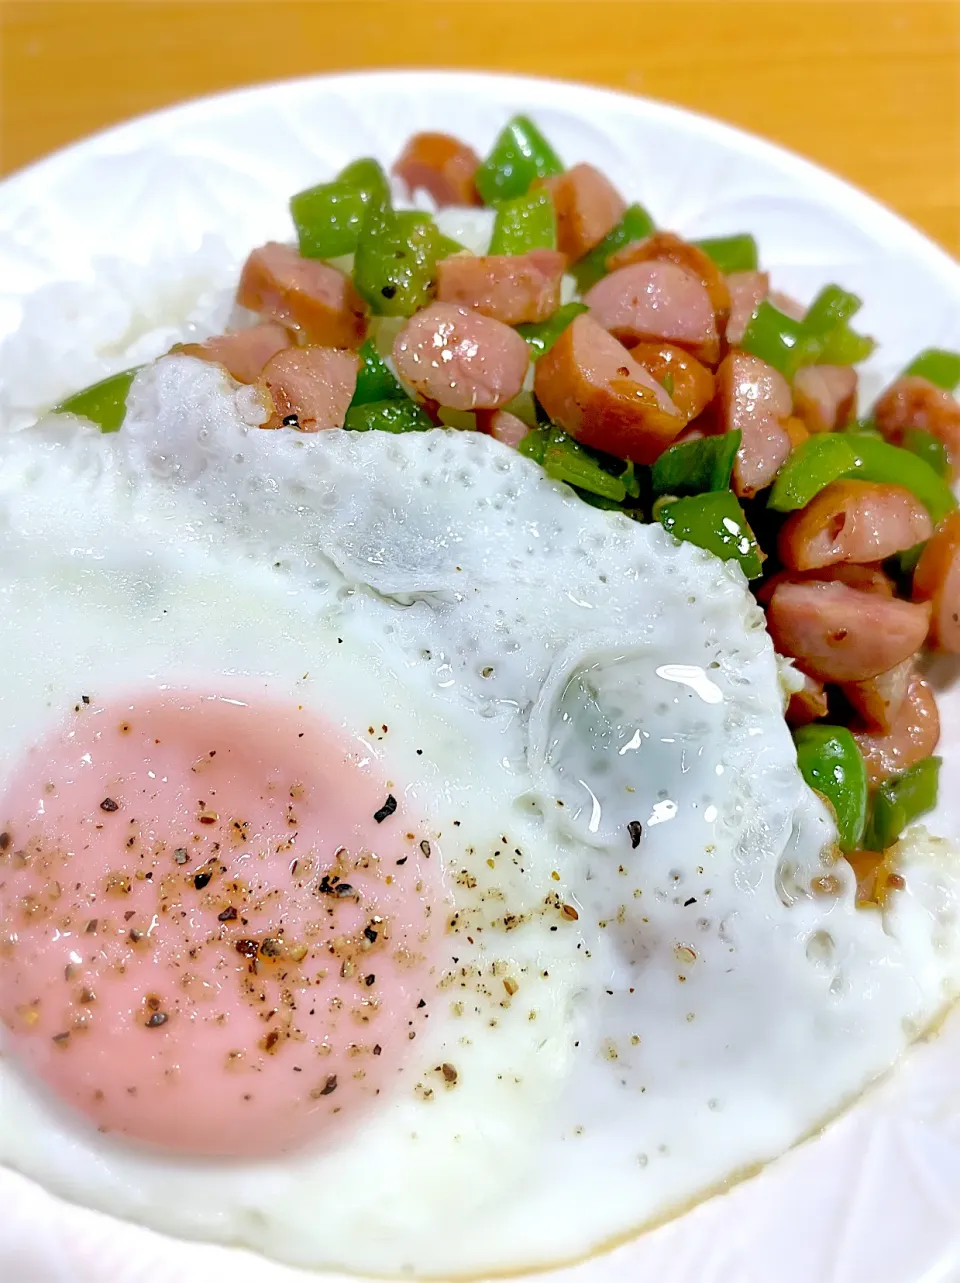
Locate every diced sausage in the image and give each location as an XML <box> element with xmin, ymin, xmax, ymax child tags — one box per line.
<box><xmin>725</xmin><ymin>270</ymin><xmax>769</xmax><ymax>345</ymax></box>
<box><xmin>766</xmin><ymin>580</ymin><xmax>931</xmax><ymax>682</ymax></box>
<box><xmin>392</xmin><ymin>303</ymin><xmax>529</xmax><ymax>411</ymax></box>
<box><xmin>606</xmin><ymin>232</ymin><xmax>731</xmax><ymax>337</ymax></box>
<box><xmin>536</xmin><ymin>163</ymin><xmax>625</xmax><ymax>261</ymax></box>
<box><xmin>784</xmin><ymin>416</ymin><xmax>809</xmax><ymax>449</ymax></box>
<box><xmin>177</xmin><ymin>323</ymin><xmax>292</xmax><ymax>385</ymax></box>
<box><xmin>626</xmin><ymin>343</ymin><xmax>715</xmax><ymax>422</ymax></box>
<box><xmin>533</xmin><ymin>313</ymin><xmax>684</xmax><ymax>463</ymax></box>
<box><xmin>392</xmin><ymin>132</ymin><xmax>482</xmax><ymax>207</ymax></box>
<box><xmin>842</xmin><ymin>659</ymin><xmax>913</xmax><ymax>734</ymax></box>
<box><xmin>852</xmin><ymin>672</ymin><xmax>940</xmax><ymax>784</ymax></box>
<box><xmin>769</xmin><ymin>291</ymin><xmax>806</xmax><ymax>321</ymax></box>
<box><xmin>237</xmin><ymin>242</ymin><xmax>368</xmax><ymax>349</ymax></box>
<box><xmin>257</xmin><ymin>347</ymin><xmax>359</xmax><ymax>432</ymax></box>
<box><xmin>786</xmin><ymin>673</ymin><xmax>829</xmax><ymax>727</ymax></box>
<box><xmin>435</xmin><ymin>249</ymin><xmax>565</xmax><ymax>325</ymax></box>
<box><xmin>873</xmin><ymin>375</ymin><xmax>960</xmax><ymax>474</ymax></box>
<box><xmin>777</xmin><ymin>480</ymin><xmax>932</xmax><ymax>572</ymax></box>
<box><xmin>755</xmin><ymin>562</ymin><xmax>894</xmax><ymax>608</ymax></box>
<box><xmin>714</xmin><ymin>352</ymin><xmax>792</xmax><ymax>498</ymax></box>
<box><xmin>913</xmin><ymin>510</ymin><xmax>960</xmax><ymax>652</ymax></box>
<box><xmin>475</xmin><ymin>408</ymin><xmax>529</xmax><ymax>448</ymax></box>
<box><xmin>585</xmin><ymin>261</ymin><xmax>720</xmax><ymax>366</ymax></box>
<box><xmin>792</xmin><ymin>365</ymin><xmax>858</xmax><ymax>434</ymax></box>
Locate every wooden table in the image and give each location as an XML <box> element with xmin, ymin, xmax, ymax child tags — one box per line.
<box><xmin>2</xmin><ymin>1</ymin><xmax>958</xmax><ymax>255</ymax></box>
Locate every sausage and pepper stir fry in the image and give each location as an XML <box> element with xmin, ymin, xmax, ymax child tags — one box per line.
<box><xmin>55</xmin><ymin>116</ymin><xmax>960</xmax><ymax>896</ymax></box>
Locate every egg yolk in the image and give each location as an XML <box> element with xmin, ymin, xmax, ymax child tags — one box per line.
<box><xmin>0</xmin><ymin>691</ymin><xmax>442</xmax><ymax>1156</ymax></box>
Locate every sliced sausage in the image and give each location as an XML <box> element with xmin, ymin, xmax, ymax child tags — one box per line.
<box><xmin>766</xmin><ymin>580</ymin><xmax>931</xmax><ymax>683</ymax></box>
<box><xmin>873</xmin><ymin>375</ymin><xmax>960</xmax><ymax>474</ymax></box>
<box><xmin>585</xmin><ymin>260</ymin><xmax>720</xmax><ymax>367</ymax></box>
<box><xmin>769</xmin><ymin>291</ymin><xmax>806</xmax><ymax>322</ymax></box>
<box><xmin>237</xmin><ymin>242</ymin><xmax>368</xmax><ymax>349</ymax></box>
<box><xmin>177</xmin><ymin>323</ymin><xmax>292</xmax><ymax>385</ymax></box>
<box><xmin>392</xmin><ymin>132</ymin><xmax>482</xmax><ymax>207</ymax></box>
<box><xmin>536</xmin><ymin>163</ymin><xmax>625</xmax><ymax>261</ymax></box>
<box><xmin>606</xmin><ymin>232</ymin><xmax>731</xmax><ymax>336</ymax></box>
<box><xmin>777</xmin><ymin>480</ymin><xmax>932</xmax><ymax>572</ymax></box>
<box><xmin>786</xmin><ymin>673</ymin><xmax>829</xmax><ymax>727</ymax></box>
<box><xmin>533</xmin><ymin>313</ymin><xmax>684</xmax><ymax>463</ymax></box>
<box><xmin>784</xmin><ymin>416</ymin><xmax>809</xmax><ymax>449</ymax></box>
<box><xmin>755</xmin><ymin>562</ymin><xmax>894</xmax><ymax>608</ymax></box>
<box><xmin>257</xmin><ymin>347</ymin><xmax>359</xmax><ymax>432</ymax></box>
<box><xmin>792</xmin><ymin>365</ymin><xmax>858</xmax><ymax>434</ymax></box>
<box><xmin>626</xmin><ymin>343</ymin><xmax>715</xmax><ymax>422</ymax></box>
<box><xmin>725</xmin><ymin>270</ymin><xmax>769</xmax><ymax>345</ymax></box>
<box><xmin>435</xmin><ymin>249</ymin><xmax>565</xmax><ymax>325</ymax></box>
<box><xmin>852</xmin><ymin>672</ymin><xmax>940</xmax><ymax>784</ymax></box>
<box><xmin>714</xmin><ymin>352</ymin><xmax>792</xmax><ymax>498</ymax></box>
<box><xmin>392</xmin><ymin>303</ymin><xmax>529</xmax><ymax>411</ymax></box>
<box><xmin>475</xmin><ymin>408</ymin><xmax>529</xmax><ymax>448</ymax></box>
<box><xmin>913</xmin><ymin>510</ymin><xmax>960</xmax><ymax>652</ymax></box>
<box><xmin>842</xmin><ymin>658</ymin><xmax>913</xmax><ymax>734</ymax></box>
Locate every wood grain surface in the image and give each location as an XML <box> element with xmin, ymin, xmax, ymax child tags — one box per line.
<box><xmin>1</xmin><ymin>0</ymin><xmax>958</xmax><ymax>255</ymax></box>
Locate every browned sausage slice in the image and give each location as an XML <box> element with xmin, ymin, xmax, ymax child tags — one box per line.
<box><xmin>792</xmin><ymin>365</ymin><xmax>858</xmax><ymax>434</ymax></box>
<box><xmin>258</xmin><ymin>347</ymin><xmax>360</xmax><ymax>431</ymax></box>
<box><xmin>852</xmin><ymin>672</ymin><xmax>940</xmax><ymax>784</ymax></box>
<box><xmin>606</xmin><ymin>232</ymin><xmax>731</xmax><ymax>335</ymax></box>
<box><xmin>766</xmin><ymin>580</ymin><xmax>931</xmax><ymax>683</ymax></box>
<box><xmin>842</xmin><ymin>658</ymin><xmax>913</xmax><ymax>734</ymax></box>
<box><xmin>178</xmin><ymin>323</ymin><xmax>292</xmax><ymax>385</ymax></box>
<box><xmin>714</xmin><ymin>352</ymin><xmax>792</xmax><ymax>498</ymax></box>
<box><xmin>725</xmin><ymin>270</ymin><xmax>769</xmax><ymax>345</ymax></box>
<box><xmin>475</xmin><ymin>408</ymin><xmax>529</xmax><ymax>448</ymax></box>
<box><xmin>237</xmin><ymin>243</ymin><xmax>368</xmax><ymax>349</ymax></box>
<box><xmin>392</xmin><ymin>132</ymin><xmax>482</xmax><ymax>207</ymax></box>
<box><xmin>585</xmin><ymin>261</ymin><xmax>720</xmax><ymax>367</ymax></box>
<box><xmin>392</xmin><ymin>303</ymin><xmax>529</xmax><ymax>411</ymax></box>
<box><xmin>873</xmin><ymin>375</ymin><xmax>960</xmax><ymax>475</ymax></box>
<box><xmin>533</xmin><ymin>313</ymin><xmax>684</xmax><ymax>463</ymax></box>
<box><xmin>777</xmin><ymin>480</ymin><xmax>932</xmax><ymax>572</ymax></box>
<box><xmin>755</xmin><ymin>562</ymin><xmax>895</xmax><ymax>608</ymax></box>
<box><xmin>536</xmin><ymin>163</ymin><xmax>625</xmax><ymax>261</ymax></box>
<box><xmin>625</xmin><ymin>343</ymin><xmax>715</xmax><ymax>422</ymax></box>
<box><xmin>435</xmin><ymin>249</ymin><xmax>565</xmax><ymax>325</ymax></box>
<box><xmin>913</xmin><ymin>510</ymin><xmax>960</xmax><ymax>652</ymax></box>
<box><xmin>786</xmin><ymin>673</ymin><xmax>829</xmax><ymax>728</ymax></box>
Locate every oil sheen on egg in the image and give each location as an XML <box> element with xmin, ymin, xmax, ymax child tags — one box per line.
<box><xmin>1</xmin><ymin>355</ymin><xmax>959</xmax><ymax>1280</ymax></box>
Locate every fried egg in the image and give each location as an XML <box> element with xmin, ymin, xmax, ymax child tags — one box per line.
<box><xmin>1</xmin><ymin>356</ymin><xmax>960</xmax><ymax>1279</ymax></box>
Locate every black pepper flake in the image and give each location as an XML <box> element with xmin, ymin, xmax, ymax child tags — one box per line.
<box><xmin>417</xmin><ymin>998</ymin><xmax>426</xmax><ymax>1009</ymax></box>
<box><xmin>52</xmin><ymin>1031</ymin><xmax>70</xmax><ymax>1045</ymax></box>
<box><xmin>218</xmin><ymin>906</ymin><xmax>238</xmax><ymax>922</ymax></box>
<box><xmin>373</xmin><ymin>794</ymin><xmax>397</xmax><ymax>824</ymax></box>
<box><xmin>684</xmin><ymin>897</ymin><xmax>697</xmax><ymax>907</ymax></box>
<box><xmin>235</xmin><ymin>939</ymin><xmax>260</xmax><ymax>959</ymax></box>
<box><xmin>145</xmin><ymin>1011</ymin><xmax>168</xmax><ymax>1028</ymax></box>
<box><xmin>100</xmin><ymin>797</ymin><xmax>119</xmax><ymax>813</ymax></box>
<box><xmin>319</xmin><ymin>1074</ymin><xmax>338</xmax><ymax>1095</ymax></box>
<box><xmin>364</xmin><ymin>974</ymin><xmax>375</xmax><ymax>987</ymax></box>
<box><xmin>380</xmin><ymin>285</ymin><xmax>396</xmax><ymax>300</ymax></box>
<box><xmin>373</xmin><ymin>1044</ymin><xmax>382</xmax><ymax>1056</ymax></box>
<box><xmin>395</xmin><ymin>856</ymin><xmax>407</xmax><ymax>866</ymax></box>
<box><xmin>282</xmin><ymin>414</ymin><xmax>300</xmax><ymax>428</ymax></box>
<box><xmin>419</xmin><ymin>839</ymin><xmax>431</xmax><ymax>857</ymax></box>
<box><xmin>627</xmin><ymin>820</ymin><xmax>643</xmax><ymax>849</ymax></box>
<box><xmin>193</xmin><ymin>870</ymin><xmax>212</xmax><ymax>890</ymax></box>
<box><xmin>363</xmin><ymin>925</ymin><xmax>378</xmax><ymax>944</ymax></box>
<box><xmin>0</xmin><ymin>831</ymin><xmax>10</xmax><ymax>851</ymax></box>
<box><xmin>81</xmin><ymin>695</ymin><xmax>91</xmax><ymax>705</ymax></box>
<box><xmin>84</xmin><ymin>918</ymin><xmax>99</xmax><ymax>934</ymax></box>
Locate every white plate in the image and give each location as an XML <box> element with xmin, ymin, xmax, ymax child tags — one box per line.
<box><xmin>2</xmin><ymin>69</ymin><xmax>960</xmax><ymax>1283</ymax></box>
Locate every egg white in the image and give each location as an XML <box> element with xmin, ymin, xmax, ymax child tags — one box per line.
<box><xmin>1</xmin><ymin>357</ymin><xmax>959</xmax><ymax>1279</ymax></box>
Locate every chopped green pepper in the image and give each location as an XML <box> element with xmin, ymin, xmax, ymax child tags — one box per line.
<box><xmin>740</xmin><ymin>302</ymin><xmax>820</xmax><ymax>378</ymax></box>
<box><xmin>767</xmin><ymin>435</ymin><xmax>859</xmax><ymax>512</ymax></box>
<box><xmin>55</xmin><ymin>367</ymin><xmax>140</xmax><ymax>433</ymax></box>
<box><xmin>518</xmin><ymin>425</ymin><xmax>548</xmax><ymax>464</ymax></box>
<box><xmin>650</xmin><ymin>431</ymin><xmax>741</xmax><ymax>497</ymax></box>
<box><xmin>864</xmin><ymin>756</ymin><xmax>941</xmax><ymax>852</ymax></box>
<box><xmin>437</xmin><ymin>233</ymin><xmax>467</xmax><ymax>258</ymax></box>
<box><xmin>519</xmin><ymin>426</ymin><xmax>632</xmax><ymax>502</ymax></box>
<box><xmin>693</xmin><ymin>233</ymin><xmax>759</xmax><ymax>274</ymax></box>
<box><xmin>354</xmin><ymin>205</ymin><xmax>443</xmax><ymax>317</ymax></box>
<box><xmin>488</xmin><ymin>189</ymin><xmax>557</xmax><ymax>256</ymax></box>
<box><xmin>793</xmin><ymin>725</ymin><xmax>868</xmax><ymax>852</ymax></box>
<box><xmin>656</xmin><ymin>490</ymin><xmax>763</xmax><ymax>579</ymax></box>
<box><xmin>474</xmin><ymin>115</ymin><xmax>564</xmax><ymax>206</ymax></box>
<box><xmin>290</xmin><ymin>181</ymin><xmax>367</xmax><ymax>260</ymax></box>
<box><xmin>343</xmin><ymin>398</ymin><xmax>433</xmax><ymax>434</ymax></box>
<box><xmin>816</xmin><ymin>325</ymin><xmax>876</xmax><ymax>366</ymax></box>
<box><xmin>336</xmin><ymin>157</ymin><xmax>391</xmax><ymax>207</ymax></box>
<box><xmin>517</xmin><ymin>302</ymin><xmax>588</xmax><ymax>358</ymax></box>
<box><xmin>803</xmin><ymin>284</ymin><xmax>862</xmax><ymax>335</ymax></box>
<box><xmin>902</xmin><ymin>347</ymin><xmax>960</xmax><ymax>391</ymax></box>
<box><xmin>572</xmin><ymin>203</ymin><xmax>656</xmax><ymax>291</ymax></box>
<box><xmin>843</xmin><ymin>432</ymin><xmax>957</xmax><ymax>525</ymax></box>
<box><xmin>351</xmin><ymin>339</ymin><xmax>406</xmax><ymax>406</ymax></box>
<box><xmin>900</xmin><ymin>427</ymin><xmax>950</xmax><ymax>478</ymax></box>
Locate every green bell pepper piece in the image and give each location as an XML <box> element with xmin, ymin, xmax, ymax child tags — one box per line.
<box><xmin>351</xmin><ymin>339</ymin><xmax>406</xmax><ymax>406</ymax></box>
<box><xmin>900</xmin><ymin>427</ymin><xmax>950</xmax><ymax>478</ymax></box>
<box><xmin>740</xmin><ymin>302</ymin><xmax>820</xmax><ymax>378</ymax></box>
<box><xmin>354</xmin><ymin>205</ymin><xmax>443</xmax><ymax>317</ymax></box>
<box><xmin>517</xmin><ymin>302</ymin><xmax>588</xmax><ymax>358</ymax></box>
<box><xmin>843</xmin><ymin>432</ymin><xmax>957</xmax><ymax>525</ymax></box>
<box><xmin>475</xmin><ymin>116</ymin><xmax>564</xmax><ymax>206</ymax></box>
<box><xmin>572</xmin><ymin>203</ymin><xmax>656</xmax><ymax>292</ymax></box>
<box><xmin>816</xmin><ymin>325</ymin><xmax>876</xmax><ymax>366</ymax></box>
<box><xmin>437</xmin><ymin>233</ymin><xmax>466</xmax><ymax>258</ymax></box>
<box><xmin>488</xmin><ymin>189</ymin><xmax>557</xmax><ymax>256</ymax></box>
<box><xmin>651</xmin><ymin>431</ymin><xmax>741</xmax><ymax>497</ymax></box>
<box><xmin>803</xmin><ymin>284</ymin><xmax>861</xmax><ymax>335</ymax></box>
<box><xmin>793</xmin><ymin>725</ymin><xmax>868</xmax><ymax>852</ymax></box>
<box><xmin>55</xmin><ymin>367</ymin><xmax>140</xmax><ymax>433</ymax></box>
<box><xmin>343</xmin><ymin>398</ymin><xmax>433</xmax><ymax>434</ymax></box>
<box><xmin>656</xmin><ymin>490</ymin><xmax>763</xmax><ymax>578</ymax></box>
<box><xmin>336</xmin><ymin>157</ymin><xmax>390</xmax><ymax>206</ymax></box>
<box><xmin>518</xmin><ymin>425</ymin><xmax>548</xmax><ymax>464</ymax></box>
<box><xmin>864</xmin><ymin>756</ymin><xmax>941</xmax><ymax>852</ymax></box>
<box><xmin>767</xmin><ymin>435</ymin><xmax>859</xmax><ymax>512</ymax></box>
<box><xmin>693</xmin><ymin>233</ymin><xmax>759</xmax><ymax>274</ymax></box>
<box><xmin>902</xmin><ymin>348</ymin><xmax>960</xmax><ymax>391</ymax></box>
<box><xmin>290</xmin><ymin>181</ymin><xmax>367</xmax><ymax>260</ymax></box>
<box><xmin>519</xmin><ymin>427</ymin><xmax>630</xmax><ymax>502</ymax></box>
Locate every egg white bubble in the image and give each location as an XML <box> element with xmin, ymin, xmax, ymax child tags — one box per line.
<box><xmin>1</xmin><ymin>355</ymin><xmax>960</xmax><ymax>1279</ymax></box>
